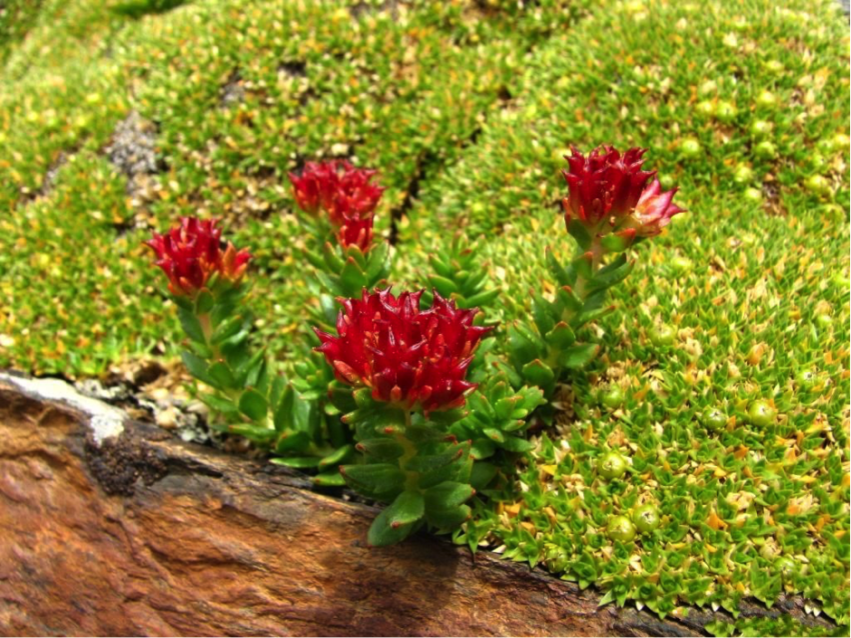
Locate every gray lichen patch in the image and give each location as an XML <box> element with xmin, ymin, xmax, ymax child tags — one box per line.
<box><xmin>0</xmin><ymin>372</ymin><xmax>125</xmax><ymax>445</ymax></box>
<box><xmin>105</xmin><ymin>110</ymin><xmax>161</xmax><ymax>195</ymax></box>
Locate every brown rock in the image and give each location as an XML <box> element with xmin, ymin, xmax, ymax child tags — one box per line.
<box><xmin>0</xmin><ymin>376</ymin><xmax>834</xmax><ymax>636</ymax></box>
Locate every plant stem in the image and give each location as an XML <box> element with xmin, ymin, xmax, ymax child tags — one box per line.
<box><xmin>572</xmin><ymin>236</ymin><xmax>604</xmax><ymax>300</ymax></box>
<box><xmin>396</xmin><ymin>410</ymin><xmax>420</xmax><ymax>491</ymax></box>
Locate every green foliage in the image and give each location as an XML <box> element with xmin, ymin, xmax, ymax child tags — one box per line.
<box><xmin>0</xmin><ymin>0</ymin><xmax>45</xmax><ymax>64</ymax></box>
<box><xmin>450</xmin><ymin>372</ymin><xmax>545</xmax><ymax>460</ymax></box>
<box><xmin>505</xmin><ymin>246</ymin><xmax>634</xmax><ymax>398</ymax></box>
<box><xmin>0</xmin><ymin>0</ymin><xmax>848</xmax><ymax>631</ymax></box>
<box><xmin>340</xmin><ymin>389</ymin><xmax>476</xmax><ymax>546</ymax></box>
<box><xmin>424</xmin><ymin>233</ymin><xmax>501</xmax><ymax>311</ymax></box>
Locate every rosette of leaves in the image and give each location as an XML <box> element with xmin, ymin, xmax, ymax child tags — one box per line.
<box><xmin>424</xmin><ymin>232</ymin><xmax>500</xmax><ymax>311</ymax></box>
<box><xmin>282</xmin><ymin>344</ymin><xmax>358</xmax><ymax>486</ymax></box>
<box><xmin>505</xmin><ymin>247</ymin><xmax>631</xmax><ymax>397</ymax></box>
<box><xmin>305</xmin><ymin>240</ymin><xmax>391</xmax><ymax>306</ymax></box>
<box><xmin>449</xmin><ymin>372</ymin><xmax>545</xmax><ymax>461</ymax></box>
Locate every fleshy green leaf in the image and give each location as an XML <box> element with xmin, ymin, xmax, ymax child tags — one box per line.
<box><xmin>318</xmin><ymin>444</ymin><xmax>355</xmax><ymax>470</ymax></box>
<box><xmin>274</xmin><ymin>431</ymin><xmax>310</xmax><ymax>454</ymax></box>
<box><xmin>195</xmin><ymin>290</ymin><xmax>215</xmax><ymax>314</ymax></box>
<box><xmin>424</xmin><ymin>481</ymin><xmax>474</xmax><ymax>510</ymax></box>
<box><xmin>561</xmin><ymin>343</ymin><xmax>599</xmax><ymax>369</ymax></box>
<box><xmin>208</xmin><ymin>361</ymin><xmax>236</xmax><ymax>389</ymax></box>
<box><xmin>313</xmin><ymin>470</ymin><xmax>346</xmax><ymax>487</ymax></box>
<box><xmin>356</xmin><ymin>438</ymin><xmax>405</xmax><ymax>461</ymax></box>
<box><xmin>522</xmin><ymin>359</ymin><xmax>555</xmax><ymax>388</ymax></box>
<box><xmin>545</xmin><ymin>321</ymin><xmax>576</xmax><ymax>349</ymax></box>
<box><xmin>239</xmin><ymin>388</ymin><xmax>269</xmax><ymax>421</ymax></box>
<box><xmin>387</xmin><ymin>490</ymin><xmax>425</xmax><ymax>527</ymax></box>
<box><xmin>181</xmin><ymin>351</ymin><xmax>214</xmax><ymax>385</ymax></box>
<box><xmin>341</xmin><ymin>463</ymin><xmax>406</xmax><ymax>499</ymax></box>
<box><xmin>367</xmin><ymin>503</ymin><xmax>419</xmax><ymax>546</ymax></box>
<box><xmin>425</xmin><ymin>504</ymin><xmax>471</xmax><ymax>530</ymax></box>
<box><xmin>178</xmin><ymin>307</ymin><xmax>207</xmax><ymax>344</ymax></box>
<box><xmin>270</xmin><ymin>456</ymin><xmax>321</xmax><ymax>469</ymax></box>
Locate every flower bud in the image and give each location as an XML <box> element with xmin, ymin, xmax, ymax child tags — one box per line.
<box><xmin>145</xmin><ymin>217</ymin><xmax>251</xmax><ymax>297</ymax></box>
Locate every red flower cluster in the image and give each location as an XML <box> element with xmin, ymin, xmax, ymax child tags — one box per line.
<box><xmin>145</xmin><ymin>217</ymin><xmax>251</xmax><ymax>296</ymax></box>
<box><xmin>289</xmin><ymin>160</ymin><xmax>384</xmax><ymax>252</ymax></box>
<box><xmin>314</xmin><ymin>289</ymin><xmax>492</xmax><ymax>413</ymax></box>
<box><xmin>562</xmin><ymin>146</ymin><xmax>683</xmax><ymax>237</ymax></box>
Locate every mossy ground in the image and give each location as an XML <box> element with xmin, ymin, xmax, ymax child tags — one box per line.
<box><xmin>1</xmin><ymin>0</ymin><xmax>848</xmax><ymax>633</ymax></box>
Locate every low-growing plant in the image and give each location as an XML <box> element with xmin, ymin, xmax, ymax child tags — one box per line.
<box><xmin>504</xmin><ymin>146</ymin><xmax>684</xmax><ymax>402</ymax></box>
<box><xmin>144</xmin><ymin>145</ymin><xmax>685</xmax><ymax>545</ymax></box>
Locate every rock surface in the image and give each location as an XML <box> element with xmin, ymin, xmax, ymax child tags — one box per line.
<box><xmin>0</xmin><ymin>375</ymin><xmax>834</xmax><ymax>636</ymax></box>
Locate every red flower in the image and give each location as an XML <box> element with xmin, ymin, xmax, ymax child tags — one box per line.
<box><xmin>561</xmin><ymin>145</ymin><xmax>684</xmax><ymax>240</ymax></box>
<box><xmin>289</xmin><ymin>160</ymin><xmax>384</xmax><ymax>226</ymax></box>
<box><xmin>628</xmin><ymin>178</ymin><xmax>685</xmax><ymax>237</ymax></box>
<box><xmin>145</xmin><ymin>217</ymin><xmax>251</xmax><ymax>296</ymax></box>
<box><xmin>337</xmin><ymin>213</ymin><xmax>374</xmax><ymax>253</ymax></box>
<box><xmin>562</xmin><ymin>146</ymin><xmax>655</xmax><ymax>229</ymax></box>
<box><xmin>314</xmin><ymin>289</ymin><xmax>492</xmax><ymax>413</ymax></box>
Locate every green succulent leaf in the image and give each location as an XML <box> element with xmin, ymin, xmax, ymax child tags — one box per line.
<box><xmin>462</xmin><ymin>288</ymin><xmax>500</xmax><ymax>309</ymax></box>
<box><xmin>404</xmin><ymin>445</ymin><xmax>466</xmax><ymax>474</ymax></box>
<box><xmin>208</xmin><ymin>361</ymin><xmax>236</xmax><ymax>389</ymax></box>
<box><xmin>430</xmin><ymin>274</ymin><xmax>460</xmax><ymax>297</ymax></box>
<box><xmin>546</xmin><ymin>248</ymin><xmax>573</xmax><ymax>286</ymax></box>
<box><xmin>321</xmin><ymin>241</ymin><xmax>345</xmax><ymax>272</ymax></box>
<box><xmin>194</xmin><ymin>290</ymin><xmax>215</xmax><ymax>314</ymax></box>
<box><xmin>274</xmin><ymin>431</ymin><xmax>311</xmax><ymax>454</ymax></box>
<box><xmin>181</xmin><ymin>350</ymin><xmax>214</xmax><ymax>385</ymax></box>
<box><xmin>368</xmin><ymin>502</ymin><xmax>420</xmax><ymax>547</ymax></box>
<box><xmin>273</xmin><ymin>384</ymin><xmax>296</xmax><ymax>432</ymax></box>
<box><xmin>560</xmin><ymin>343</ymin><xmax>599</xmax><ymax>369</ymax></box>
<box><xmin>356</xmin><ymin>438</ymin><xmax>405</xmax><ymax>462</ymax></box>
<box><xmin>557</xmin><ymin>286</ymin><xmax>583</xmax><ymax>312</ymax></box>
<box><xmin>211</xmin><ymin>314</ymin><xmax>245</xmax><ymax>344</ymax></box>
<box><xmin>339</xmin><ymin>257</ymin><xmax>367</xmax><ymax>295</ymax></box>
<box><xmin>199</xmin><ymin>392</ymin><xmax>239</xmax><ymax>416</ymax></box>
<box><xmin>521</xmin><ymin>359</ymin><xmax>555</xmax><ymax>388</ymax></box>
<box><xmin>365</xmin><ymin>241</ymin><xmax>391</xmax><ymax>283</ymax></box>
<box><xmin>319</xmin><ymin>444</ymin><xmax>355</xmax><ymax>470</ymax></box>
<box><xmin>341</xmin><ymin>463</ymin><xmax>406</xmax><ymax>500</ymax></box>
<box><xmin>425</xmin><ymin>504</ymin><xmax>471</xmax><ymax>530</ymax></box>
<box><xmin>239</xmin><ymin>388</ymin><xmax>269</xmax><ymax>421</ymax></box>
<box><xmin>270</xmin><ymin>456</ymin><xmax>322</xmax><ymax>469</ymax></box>
<box><xmin>178</xmin><ymin>307</ymin><xmax>207</xmax><ymax>344</ymax></box>
<box><xmin>387</xmin><ymin>490</ymin><xmax>426</xmax><ymax>527</ymax></box>
<box><xmin>313</xmin><ymin>470</ymin><xmax>346</xmax><ymax>487</ymax></box>
<box><xmin>545</xmin><ymin>321</ymin><xmax>576</xmax><ymax>349</ymax></box>
<box><xmin>500</xmin><ymin>436</ymin><xmax>535</xmax><ymax>453</ymax></box>
<box><xmin>590</xmin><ymin>254</ymin><xmax>634</xmax><ymax>291</ymax></box>
<box><xmin>566</xmin><ymin>219</ymin><xmax>593</xmax><ymax>250</ymax></box>
<box><xmin>424</xmin><ymin>481</ymin><xmax>475</xmax><ymax>510</ymax></box>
